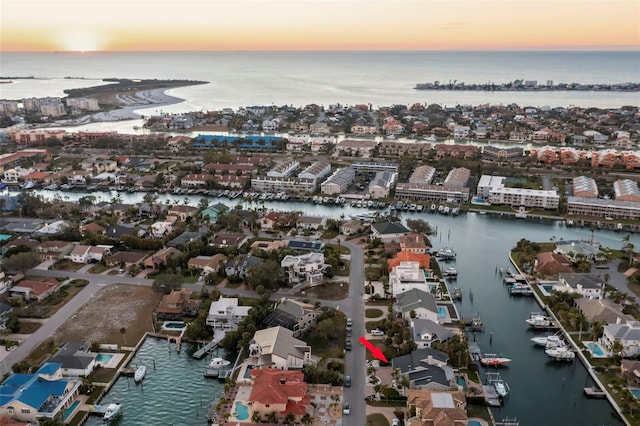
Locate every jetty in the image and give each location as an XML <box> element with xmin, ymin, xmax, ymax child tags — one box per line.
<box><xmin>193</xmin><ymin>339</ymin><xmax>218</xmax><ymax>359</ymax></box>
<box><xmin>481</xmin><ymin>384</ymin><xmax>502</xmax><ymax>406</ymax></box>
<box><xmin>584</xmin><ymin>386</ymin><xmax>607</xmax><ymax>399</ymax></box>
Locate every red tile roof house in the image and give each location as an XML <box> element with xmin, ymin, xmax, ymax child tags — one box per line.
<box><xmin>248</xmin><ymin>368</ymin><xmax>312</xmax><ymax>418</ymax></box>
<box><xmin>9</xmin><ymin>279</ymin><xmax>62</xmax><ymax>301</ymax></box>
<box><xmin>144</xmin><ymin>247</ymin><xmax>183</xmax><ymax>270</ymax></box>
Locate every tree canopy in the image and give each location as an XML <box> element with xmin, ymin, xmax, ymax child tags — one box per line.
<box><xmin>2</xmin><ymin>251</ymin><xmax>42</xmax><ymax>274</ymax></box>
<box><xmin>152</xmin><ymin>273</ymin><xmax>183</xmax><ymax>294</ymax></box>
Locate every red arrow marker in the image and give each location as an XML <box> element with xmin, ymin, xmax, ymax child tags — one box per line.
<box><xmin>359</xmin><ymin>336</ymin><xmax>388</xmax><ymax>363</ymax></box>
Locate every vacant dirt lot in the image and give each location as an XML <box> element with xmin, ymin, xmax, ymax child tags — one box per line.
<box><xmin>54</xmin><ymin>285</ymin><xmax>163</xmax><ymax>347</ymax></box>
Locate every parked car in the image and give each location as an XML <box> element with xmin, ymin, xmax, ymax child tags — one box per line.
<box><xmin>344</xmin><ymin>375</ymin><xmax>351</xmax><ymax>387</ymax></box>
<box><xmin>370</xmin><ymin>329</ymin><xmax>384</xmax><ymax>336</ymax></box>
<box><xmin>343</xmin><ymin>402</ymin><xmax>351</xmax><ymax>415</ymax></box>
<box><xmin>346</xmin><ymin>340</ymin><xmax>351</xmax><ymax>351</ymax></box>
<box><xmin>346</xmin><ymin>317</ymin><xmax>353</xmax><ymax>327</ymax></box>
<box><xmin>392</xmin><ymin>419</ymin><xmax>400</xmax><ymax>426</ymax></box>
<box><xmin>346</xmin><ymin>328</ymin><xmax>352</xmax><ymax>337</ymax></box>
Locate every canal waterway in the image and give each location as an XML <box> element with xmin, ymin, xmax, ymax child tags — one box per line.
<box><xmin>84</xmin><ymin>337</ymin><xmax>226</xmax><ymax>426</ymax></box>
<box><xmin>28</xmin><ymin>190</ymin><xmax>640</xmax><ymax>425</ymax></box>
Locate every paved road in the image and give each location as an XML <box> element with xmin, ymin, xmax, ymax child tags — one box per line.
<box><xmin>0</xmin><ymin>269</ymin><xmax>154</xmax><ymax>376</ymax></box>
<box><xmin>340</xmin><ymin>240</ymin><xmax>366</xmax><ymax>426</ymax></box>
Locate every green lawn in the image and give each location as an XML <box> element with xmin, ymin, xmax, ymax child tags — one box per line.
<box><xmin>365</xmin><ymin>308</ymin><xmax>384</xmax><ymax>318</ymax></box>
<box><xmin>366</xmin><ymin>413</ymin><xmax>390</xmax><ymax>426</ymax></box>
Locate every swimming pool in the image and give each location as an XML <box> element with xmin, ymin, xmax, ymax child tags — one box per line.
<box><xmin>96</xmin><ymin>353</ymin><xmax>114</xmax><ymax>364</ymax></box>
<box><xmin>455</xmin><ymin>376</ymin><xmax>467</xmax><ymax>392</ymax></box>
<box><xmin>630</xmin><ymin>388</ymin><xmax>640</xmax><ymax>399</ymax></box>
<box><xmin>62</xmin><ymin>400</ymin><xmax>80</xmax><ymax>421</ymax></box>
<box><xmin>162</xmin><ymin>321</ymin><xmax>186</xmax><ymax>329</ymax></box>
<box><xmin>586</xmin><ymin>342</ymin><xmax>605</xmax><ymax>356</ymax></box>
<box><xmin>233</xmin><ymin>401</ymin><xmax>250</xmax><ymax>420</ymax></box>
<box><xmin>438</xmin><ymin>306</ymin><xmax>448</xmax><ymax>317</ymax></box>
<box><xmin>243</xmin><ymin>365</ymin><xmax>254</xmax><ymax>379</ymax></box>
<box><xmin>468</xmin><ymin>420</ymin><xmax>482</xmax><ymax>426</ymax></box>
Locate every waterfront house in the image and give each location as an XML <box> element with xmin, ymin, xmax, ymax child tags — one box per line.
<box><xmin>601</xmin><ymin>320</ymin><xmax>640</xmax><ymax>358</ymax></box>
<box><xmin>224</xmin><ymin>254</ymin><xmax>263</xmax><ymax>279</ymax></box>
<box><xmin>388</xmin><ymin>251</ymin><xmax>432</xmax><ymax>275</ymax></box>
<box><xmin>390</xmin><ymin>261</ymin><xmax>432</xmax><ymax>297</ymax></box>
<box><xmin>167</xmin><ymin>205</ymin><xmax>199</xmax><ymax>221</ymax></box>
<box><xmin>557</xmin><ymin>273</ymin><xmax>604</xmax><ymax>300</ymax></box>
<box><xmin>201</xmin><ymin>203</ymin><xmax>228</xmax><ymax>223</ymax></box>
<box><xmin>392</xmin><ymin>348</ymin><xmax>453</xmax><ymax>390</ymax></box>
<box><xmin>0</xmin><ymin>363</ymin><xmax>81</xmax><ymax>424</ymax></box>
<box><xmin>405</xmin><ymin>389</ymin><xmax>468</xmax><ymax>425</ymax></box>
<box><xmin>621</xmin><ymin>360</ymin><xmax>640</xmax><ymax>387</ymax></box>
<box><xmin>143</xmin><ymin>247</ymin><xmax>183</xmax><ymax>271</ymax></box>
<box><xmin>187</xmin><ymin>254</ymin><xmax>228</xmax><ymax>275</ymax></box>
<box><xmin>554</xmin><ymin>241</ymin><xmax>605</xmax><ymax>263</ymax></box>
<box><xmin>296</xmin><ymin>215</ymin><xmax>327</xmax><ymax>231</ymax></box>
<box><xmin>48</xmin><ymin>342</ymin><xmax>96</xmax><ymax>377</ymax></box>
<box><xmin>574</xmin><ymin>298</ymin><xmax>633</xmax><ymax>325</ymax></box>
<box><xmin>9</xmin><ymin>279</ymin><xmax>62</xmax><ymax>301</ymax></box>
<box><xmin>400</xmin><ymin>233</ymin><xmax>428</xmax><ymax>254</ymax></box>
<box><xmin>247</xmin><ymin>368</ymin><xmax>311</xmax><ymax>417</ymax></box>
<box><xmin>410</xmin><ymin>318</ymin><xmax>455</xmax><ymax>349</ymax></box>
<box><xmin>180</xmin><ymin>173</ymin><xmax>213</xmax><ymax>188</ymax></box>
<box><xmin>371</xmin><ymin>221</ymin><xmax>411</xmax><ymax>243</ymax></box>
<box><xmin>248</xmin><ymin>326</ymin><xmax>312</xmax><ymax>370</ymax></box>
<box><xmin>281</xmin><ymin>253</ymin><xmax>327</xmax><ymax>286</ymax></box>
<box><xmin>394</xmin><ymin>288</ymin><xmax>439</xmax><ymax>322</ymax></box>
<box><xmin>340</xmin><ymin>219</ymin><xmax>365</xmax><ymax>236</ymax></box>
<box><xmin>206</xmin><ymin>297</ymin><xmax>251</xmax><ymax>329</ymax></box>
<box><xmin>156</xmin><ymin>289</ymin><xmax>202</xmax><ymax>320</ymax></box>
<box><xmin>263</xmin><ymin>299</ymin><xmax>320</xmax><ymax>338</ymax></box>
<box><xmin>534</xmin><ymin>252</ymin><xmax>573</xmax><ymax>278</ymax></box>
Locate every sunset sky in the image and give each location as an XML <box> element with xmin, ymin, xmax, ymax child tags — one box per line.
<box><xmin>2</xmin><ymin>0</ymin><xmax>639</xmax><ymax>52</ymax></box>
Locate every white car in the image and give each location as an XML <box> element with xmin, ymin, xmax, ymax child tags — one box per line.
<box><xmin>370</xmin><ymin>329</ymin><xmax>384</xmax><ymax>336</ymax></box>
<box><xmin>392</xmin><ymin>419</ymin><xmax>400</xmax><ymax>426</ymax></box>
<box><xmin>343</xmin><ymin>402</ymin><xmax>351</xmax><ymax>415</ymax></box>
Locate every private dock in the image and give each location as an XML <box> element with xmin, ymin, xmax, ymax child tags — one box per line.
<box><xmin>508</xmin><ymin>285</ymin><xmax>534</xmax><ymax>296</ymax></box>
<box><xmin>120</xmin><ymin>367</ymin><xmax>137</xmax><ymax>377</ymax></box>
<box><xmin>482</xmin><ymin>384</ymin><xmax>502</xmax><ymax>406</ymax></box>
<box><xmin>193</xmin><ymin>339</ymin><xmax>218</xmax><ymax>359</ymax></box>
<box><xmin>204</xmin><ymin>368</ymin><xmax>231</xmax><ymax>379</ymax></box>
<box><xmin>584</xmin><ymin>386</ymin><xmax>607</xmax><ymax>399</ymax></box>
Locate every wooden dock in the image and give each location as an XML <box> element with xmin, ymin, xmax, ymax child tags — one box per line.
<box><xmin>193</xmin><ymin>339</ymin><xmax>218</xmax><ymax>359</ymax></box>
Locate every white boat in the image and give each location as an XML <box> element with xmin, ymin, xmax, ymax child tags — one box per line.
<box><xmin>102</xmin><ymin>403</ymin><xmax>122</xmax><ymax>422</ymax></box>
<box><xmin>21</xmin><ymin>180</ymin><xmax>35</xmax><ymax>189</ymax></box>
<box><xmin>545</xmin><ymin>346</ymin><xmax>575</xmax><ymax>361</ymax></box>
<box><xmin>442</xmin><ymin>267</ymin><xmax>458</xmax><ymax>277</ymax></box>
<box><xmin>436</xmin><ymin>247</ymin><xmax>457</xmax><ymax>260</ymax></box>
<box><xmin>526</xmin><ymin>314</ymin><xmax>554</xmax><ymax>328</ymax></box>
<box><xmin>430</xmin><ymin>204</ymin><xmax>437</xmax><ymax>212</ymax></box>
<box><xmin>208</xmin><ymin>357</ymin><xmax>231</xmax><ymax>369</ymax></box>
<box><xmin>350</xmin><ymin>212</ymin><xmax>377</xmax><ymax>222</ymax></box>
<box><xmin>134</xmin><ymin>365</ymin><xmax>146</xmax><ymax>383</ymax></box>
<box><xmin>480</xmin><ymin>354</ymin><xmax>511</xmax><ymax>367</ymax></box>
<box><xmin>531</xmin><ymin>334</ymin><xmax>564</xmax><ymax>349</ymax></box>
<box><xmin>493</xmin><ymin>380</ymin><xmax>510</xmax><ymax>398</ymax></box>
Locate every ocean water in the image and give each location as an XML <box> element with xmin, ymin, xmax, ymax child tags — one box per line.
<box><xmin>1</xmin><ymin>51</ymin><xmax>639</xmax><ymax>110</ymax></box>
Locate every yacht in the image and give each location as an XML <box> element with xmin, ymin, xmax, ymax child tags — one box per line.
<box><xmin>102</xmin><ymin>403</ymin><xmax>123</xmax><ymax>422</ymax></box>
<box><xmin>545</xmin><ymin>346</ymin><xmax>575</xmax><ymax>361</ymax></box>
<box><xmin>430</xmin><ymin>204</ymin><xmax>437</xmax><ymax>212</ymax></box>
<box><xmin>435</xmin><ymin>247</ymin><xmax>457</xmax><ymax>260</ymax></box>
<box><xmin>350</xmin><ymin>212</ymin><xmax>377</xmax><ymax>222</ymax></box>
<box><xmin>526</xmin><ymin>313</ymin><xmax>554</xmax><ymax>328</ymax></box>
<box><xmin>208</xmin><ymin>357</ymin><xmax>231</xmax><ymax>369</ymax></box>
<box><xmin>479</xmin><ymin>354</ymin><xmax>511</xmax><ymax>367</ymax></box>
<box><xmin>442</xmin><ymin>267</ymin><xmax>458</xmax><ymax>278</ymax></box>
<box><xmin>134</xmin><ymin>365</ymin><xmax>146</xmax><ymax>383</ymax></box>
<box><xmin>531</xmin><ymin>334</ymin><xmax>564</xmax><ymax>349</ymax></box>
<box><xmin>21</xmin><ymin>180</ymin><xmax>35</xmax><ymax>190</ymax></box>
<box><xmin>493</xmin><ymin>380</ymin><xmax>510</xmax><ymax>398</ymax></box>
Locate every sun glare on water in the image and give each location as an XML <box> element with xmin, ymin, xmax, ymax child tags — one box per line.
<box><xmin>59</xmin><ymin>31</ymin><xmax>104</xmax><ymax>52</ymax></box>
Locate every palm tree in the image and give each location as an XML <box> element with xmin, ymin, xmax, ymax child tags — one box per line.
<box><xmin>301</xmin><ymin>413</ymin><xmax>314</xmax><ymax>425</ymax></box>
<box><xmin>265</xmin><ymin>411</ymin><xmax>278</xmax><ymax>424</ymax></box>
<box><xmin>251</xmin><ymin>411</ymin><xmax>262</xmax><ymax>423</ymax></box>
<box><xmin>283</xmin><ymin>413</ymin><xmax>296</xmax><ymax>425</ymax></box>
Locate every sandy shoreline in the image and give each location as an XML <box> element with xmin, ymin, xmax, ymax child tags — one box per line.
<box><xmin>53</xmin><ymin>88</ymin><xmax>185</xmax><ymax>126</ymax></box>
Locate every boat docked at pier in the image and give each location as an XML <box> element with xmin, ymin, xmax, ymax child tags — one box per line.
<box><xmin>545</xmin><ymin>345</ymin><xmax>575</xmax><ymax>361</ymax></box>
<box><xmin>526</xmin><ymin>313</ymin><xmax>556</xmax><ymax>329</ymax></box>
<box><xmin>531</xmin><ymin>334</ymin><xmax>565</xmax><ymax>349</ymax></box>
<box><xmin>91</xmin><ymin>402</ymin><xmax>122</xmax><ymax>422</ymax></box>
<box><xmin>208</xmin><ymin>357</ymin><xmax>231</xmax><ymax>369</ymax></box>
<box><xmin>442</xmin><ymin>267</ymin><xmax>458</xmax><ymax>278</ymax></box>
<box><xmin>435</xmin><ymin>247</ymin><xmax>457</xmax><ymax>260</ymax></box>
<box><xmin>480</xmin><ymin>354</ymin><xmax>511</xmax><ymax>367</ymax></box>
<box><xmin>134</xmin><ymin>365</ymin><xmax>146</xmax><ymax>383</ymax></box>
<box><xmin>350</xmin><ymin>212</ymin><xmax>378</xmax><ymax>222</ymax></box>
<box><xmin>487</xmin><ymin>373</ymin><xmax>510</xmax><ymax>399</ymax></box>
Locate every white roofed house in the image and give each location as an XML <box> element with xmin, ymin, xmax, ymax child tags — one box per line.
<box><xmin>281</xmin><ymin>253</ymin><xmax>327</xmax><ymax>287</ymax></box>
<box><xmin>69</xmin><ymin>244</ymin><xmax>112</xmax><ymax>264</ymax></box>
<box><xmin>296</xmin><ymin>215</ymin><xmax>327</xmax><ymax>231</ymax></box>
<box><xmin>601</xmin><ymin>320</ymin><xmax>640</xmax><ymax>358</ymax></box>
<box><xmin>206</xmin><ymin>297</ymin><xmax>251</xmax><ymax>329</ymax></box>
<box><xmin>368</xmin><ymin>171</ymin><xmax>396</xmax><ymax>199</ymax></box>
<box><xmin>394</xmin><ymin>288</ymin><xmax>439</xmax><ymax>323</ymax></box>
<box><xmin>248</xmin><ymin>326</ymin><xmax>312</xmax><ymax>370</ymax></box>
<box><xmin>150</xmin><ymin>221</ymin><xmax>174</xmax><ymax>238</ymax></box>
<box><xmin>390</xmin><ymin>261</ymin><xmax>430</xmax><ymax>297</ymax></box>
<box><xmin>557</xmin><ymin>273</ymin><xmax>604</xmax><ymax>300</ymax></box>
